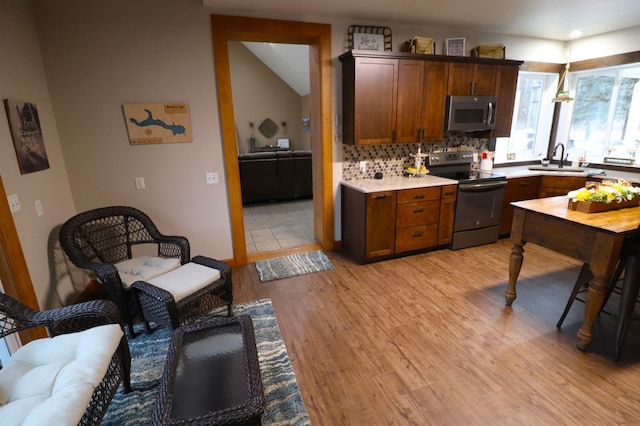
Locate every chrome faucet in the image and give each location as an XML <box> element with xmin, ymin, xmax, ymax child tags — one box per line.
<box><xmin>552</xmin><ymin>143</ymin><xmax>566</xmax><ymax>168</ymax></box>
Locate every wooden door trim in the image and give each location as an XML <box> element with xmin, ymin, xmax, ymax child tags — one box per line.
<box><xmin>0</xmin><ymin>175</ymin><xmax>47</xmax><ymax>343</ymax></box>
<box><xmin>211</xmin><ymin>15</ymin><xmax>333</xmax><ymax>266</ymax></box>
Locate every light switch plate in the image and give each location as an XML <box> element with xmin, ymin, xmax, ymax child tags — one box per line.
<box><xmin>35</xmin><ymin>200</ymin><xmax>43</xmax><ymax>216</ymax></box>
<box><xmin>135</xmin><ymin>177</ymin><xmax>145</xmax><ymax>190</ymax></box>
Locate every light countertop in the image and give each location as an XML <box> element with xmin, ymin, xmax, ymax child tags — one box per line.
<box><xmin>497</xmin><ymin>165</ymin><xmax>640</xmax><ymax>183</ymax></box>
<box><xmin>341</xmin><ymin>175</ymin><xmax>457</xmax><ymax>193</ymax></box>
<box><xmin>341</xmin><ymin>165</ymin><xmax>640</xmax><ymax>194</ymax></box>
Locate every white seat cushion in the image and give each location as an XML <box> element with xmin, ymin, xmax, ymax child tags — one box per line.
<box><xmin>0</xmin><ymin>324</ymin><xmax>123</xmax><ymax>426</ymax></box>
<box><xmin>115</xmin><ymin>256</ymin><xmax>181</xmax><ymax>287</ymax></box>
<box><xmin>147</xmin><ymin>262</ymin><xmax>221</xmax><ymax>302</ymax></box>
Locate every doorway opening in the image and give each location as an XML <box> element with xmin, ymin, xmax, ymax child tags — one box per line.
<box><xmin>228</xmin><ymin>41</ymin><xmax>316</xmax><ymax>258</ymax></box>
<box><xmin>211</xmin><ymin>15</ymin><xmax>334</xmax><ymax>266</ymax></box>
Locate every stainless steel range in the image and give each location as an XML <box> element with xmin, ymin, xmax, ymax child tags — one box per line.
<box><xmin>428</xmin><ymin>150</ymin><xmax>507</xmax><ymax>250</ymax></box>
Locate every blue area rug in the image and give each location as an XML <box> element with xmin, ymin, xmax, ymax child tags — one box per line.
<box><xmin>102</xmin><ymin>299</ymin><xmax>310</xmax><ymax>425</ymax></box>
<box><xmin>255</xmin><ymin>250</ymin><xmax>334</xmax><ymax>282</ymax></box>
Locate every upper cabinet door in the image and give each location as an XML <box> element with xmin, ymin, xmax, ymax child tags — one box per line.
<box><xmin>421</xmin><ymin>61</ymin><xmax>447</xmax><ymax>141</ymax></box>
<box><xmin>353</xmin><ymin>57</ymin><xmax>398</xmax><ymax>145</ymax></box>
<box><xmin>395</xmin><ymin>60</ymin><xmax>425</xmax><ymax>143</ymax></box>
<box><xmin>472</xmin><ymin>63</ymin><xmax>498</xmax><ymax>95</ymax></box>
<box><xmin>447</xmin><ymin>62</ymin><xmax>476</xmax><ymax>95</ymax></box>
<box><xmin>447</xmin><ymin>62</ymin><xmax>496</xmax><ymax>96</ymax></box>
<box><xmin>492</xmin><ymin>65</ymin><xmax>519</xmax><ymax>137</ymax></box>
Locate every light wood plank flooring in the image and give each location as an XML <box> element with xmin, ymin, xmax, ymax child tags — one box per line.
<box><xmin>233</xmin><ymin>238</ymin><xmax>640</xmax><ymax>425</ymax></box>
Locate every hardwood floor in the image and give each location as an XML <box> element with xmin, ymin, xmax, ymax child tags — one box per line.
<box><xmin>233</xmin><ymin>238</ymin><xmax>640</xmax><ymax>425</ymax></box>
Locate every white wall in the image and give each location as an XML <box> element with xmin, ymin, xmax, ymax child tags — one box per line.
<box><xmin>0</xmin><ymin>0</ymin><xmax>77</xmax><ymax>308</ymax></box>
<box><xmin>4</xmin><ymin>0</ymin><xmax>639</xmax><ymax>305</ymax></box>
<box><xmin>32</xmin><ymin>0</ymin><xmax>234</xmax><ymax>264</ymax></box>
<box><xmin>229</xmin><ymin>42</ymin><xmax>303</xmax><ymax>153</ymax></box>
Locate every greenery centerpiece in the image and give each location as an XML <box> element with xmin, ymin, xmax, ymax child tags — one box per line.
<box><xmin>567</xmin><ymin>179</ymin><xmax>640</xmax><ymax>213</ymax></box>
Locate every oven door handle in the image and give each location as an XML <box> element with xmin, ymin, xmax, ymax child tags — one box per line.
<box><xmin>458</xmin><ymin>181</ymin><xmax>507</xmax><ymax>192</ymax></box>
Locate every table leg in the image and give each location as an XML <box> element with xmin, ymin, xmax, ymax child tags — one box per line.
<box><xmin>506</xmin><ymin>242</ymin><xmax>525</xmax><ymax>306</ymax></box>
<box><xmin>577</xmin><ymin>233</ymin><xmax>624</xmax><ymax>350</ymax></box>
<box><xmin>576</xmin><ymin>273</ymin><xmax>609</xmax><ymax>350</ymax></box>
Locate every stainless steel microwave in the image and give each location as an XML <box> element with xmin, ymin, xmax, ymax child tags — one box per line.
<box><xmin>445</xmin><ymin>95</ymin><xmax>498</xmax><ymax>132</ymax></box>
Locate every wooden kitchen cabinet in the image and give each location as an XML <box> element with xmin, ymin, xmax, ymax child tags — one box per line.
<box><xmin>499</xmin><ymin>176</ymin><xmax>541</xmax><ymax>235</ymax></box>
<box><xmin>395</xmin><ymin>187</ymin><xmax>440</xmax><ymax>252</ymax></box>
<box><xmin>538</xmin><ymin>175</ymin><xmax>586</xmax><ymax>198</ymax></box>
<box><xmin>419</xmin><ymin>61</ymin><xmax>448</xmax><ymax>141</ymax></box>
<box><xmin>342</xmin><ymin>183</ymin><xmax>454</xmax><ymax>263</ymax></box>
<box><xmin>395</xmin><ymin>60</ymin><xmax>425</xmax><ymax>143</ymax></box>
<box><xmin>341</xmin><ymin>51</ymin><xmax>523</xmax><ymax>144</ymax></box>
<box><xmin>342</xmin><ymin>52</ymin><xmax>448</xmax><ymax>145</ymax></box>
<box><xmin>342</xmin><ymin>186</ymin><xmax>396</xmax><ymax>262</ymax></box>
<box><xmin>447</xmin><ymin>62</ymin><xmax>497</xmax><ymax>96</ymax></box>
<box><xmin>493</xmin><ymin>65</ymin><xmax>520</xmax><ymax>137</ymax></box>
<box><xmin>342</xmin><ymin>56</ymin><xmax>398</xmax><ymax>145</ymax></box>
<box><xmin>437</xmin><ymin>184</ymin><xmax>458</xmax><ymax>245</ymax></box>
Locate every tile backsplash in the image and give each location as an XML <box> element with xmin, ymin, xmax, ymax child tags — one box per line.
<box><xmin>342</xmin><ymin>134</ymin><xmax>491</xmax><ymax>180</ymax></box>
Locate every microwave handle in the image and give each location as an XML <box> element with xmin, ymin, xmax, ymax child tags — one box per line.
<box><xmin>487</xmin><ymin>102</ymin><xmax>494</xmax><ymax>125</ymax></box>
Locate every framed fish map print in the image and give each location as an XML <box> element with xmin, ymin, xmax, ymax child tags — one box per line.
<box><xmin>123</xmin><ymin>102</ymin><xmax>192</xmax><ymax>145</ymax></box>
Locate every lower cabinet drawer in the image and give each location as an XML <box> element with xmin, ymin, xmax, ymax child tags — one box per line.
<box><xmin>396</xmin><ymin>201</ymin><xmax>439</xmax><ymax>228</ymax></box>
<box><xmin>395</xmin><ymin>224</ymin><xmax>438</xmax><ymax>253</ymax></box>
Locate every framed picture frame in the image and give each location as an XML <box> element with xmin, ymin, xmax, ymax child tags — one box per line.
<box><xmin>4</xmin><ymin>99</ymin><xmax>50</xmax><ymax>174</ymax></box>
<box><xmin>122</xmin><ymin>102</ymin><xmax>192</xmax><ymax>145</ymax></box>
<box><xmin>445</xmin><ymin>38</ymin><xmax>466</xmax><ymax>56</ymax></box>
<box><xmin>347</xmin><ymin>25</ymin><xmax>392</xmax><ymax>51</ymax></box>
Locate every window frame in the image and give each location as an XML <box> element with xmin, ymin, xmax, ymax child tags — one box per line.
<box><xmin>494</xmin><ymin>70</ymin><xmax>559</xmax><ymax>165</ymax></box>
<box><xmin>555</xmin><ymin>63</ymin><xmax>640</xmax><ymax>166</ymax></box>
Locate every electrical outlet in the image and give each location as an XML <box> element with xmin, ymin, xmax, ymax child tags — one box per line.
<box><xmin>7</xmin><ymin>194</ymin><xmax>21</xmax><ymax>213</ymax></box>
<box><xmin>35</xmin><ymin>200</ymin><xmax>43</xmax><ymax>216</ymax></box>
<box><xmin>206</xmin><ymin>172</ymin><xmax>219</xmax><ymax>184</ymax></box>
<box><xmin>359</xmin><ymin>161</ymin><xmax>366</xmax><ymax>173</ymax></box>
<box><xmin>135</xmin><ymin>177</ymin><xmax>145</xmax><ymax>190</ymax></box>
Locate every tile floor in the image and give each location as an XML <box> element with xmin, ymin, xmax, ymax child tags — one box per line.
<box><xmin>243</xmin><ymin>199</ymin><xmax>315</xmax><ymax>254</ymax></box>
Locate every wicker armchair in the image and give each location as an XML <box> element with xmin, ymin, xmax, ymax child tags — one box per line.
<box><xmin>0</xmin><ymin>293</ymin><xmax>130</xmax><ymax>425</ymax></box>
<box><xmin>59</xmin><ymin>206</ymin><xmax>233</xmax><ymax>336</ymax></box>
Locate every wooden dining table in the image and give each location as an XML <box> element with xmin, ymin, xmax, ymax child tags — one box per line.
<box><xmin>505</xmin><ymin>195</ymin><xmax>640</xmax><ymax>349</ymax></box>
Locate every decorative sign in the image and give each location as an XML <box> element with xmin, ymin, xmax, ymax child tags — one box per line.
<box><xmin>4</xmin><ymin>99</ymin><xmax>50</xmax><ymax>174</ymax></box>
<box><xmin>353</xmin><ymin>33</ymin><xmax>385</xmax><ymax>51</ymax></box>
<box><xmin>123</xmin><ymin>103</ymin><xmax>192</xmax><ymax>145</ymax></box>
<box><xmin>347</xmin><ymin>25</ymin><xmax>392</xmax><ymax>52</ymax></box>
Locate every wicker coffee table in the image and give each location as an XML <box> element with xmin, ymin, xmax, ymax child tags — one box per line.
<box><xmin>152</xmin><ymin>315</ymin><xmax>265</xmax><ymax>425</ymax></box>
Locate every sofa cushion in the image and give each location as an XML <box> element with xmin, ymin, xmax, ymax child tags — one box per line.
<box><xmin>0</xmin><ymin>324</ymin><xmax>123</xmax><ymax>426</ymax></box>
<box><xmin>146</xmin><ymin>262</ymin><xmax>221</xmax><ymax>302</ymax></box>
<box><xmin>115</xmin><ymin>256</ymin><xmax>181</xmax><ymax>287</ymax></box>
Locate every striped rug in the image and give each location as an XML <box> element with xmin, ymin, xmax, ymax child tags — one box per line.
<box><xmin>102</xmin><ymin>299</ymin><xmax>310</xmax><ymax>425</ymax></box>
<box><xmin>255</xmin><ymin>250</ymin><xmax>334</xmax><ymax>282</ymax></box>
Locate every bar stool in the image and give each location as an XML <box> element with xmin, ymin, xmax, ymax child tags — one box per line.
<box><xmin>614</xmin><ymin>244</ymin><xmax>640</xmax><ymax>360</ymax></box>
